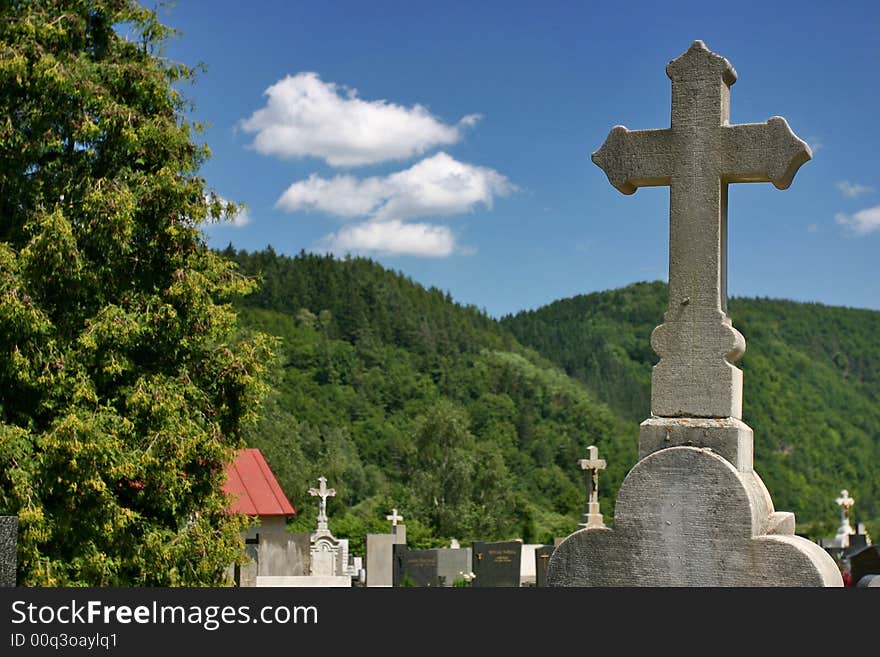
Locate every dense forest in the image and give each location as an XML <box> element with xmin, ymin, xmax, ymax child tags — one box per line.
<box><xmin>226</xmin><ymin>247</ymin><xmax>637</xmax><ymax>552</ymax></box>
<box><xmin>228</xmin><ymin>248</ymin><xmax>879</xmax><ymax>548</ymax></box>
<box><xmin>502</xmin><ymin>282</ymin><xmax>880</xmax><ymax>539</ymax></box>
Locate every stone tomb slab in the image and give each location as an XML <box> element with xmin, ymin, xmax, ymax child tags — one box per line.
<box><xmin>472</xmin><ymin>541</ymin><xmax>522</xmax><ymax>587</ymax></box>
<box><xmin>393</xmin><ymin>545</ymin><xmax>440</xmax><ymax>587</ymax></box>
<box><xmin>436</xmin><ymin>547</ymin><xmax>472</xmax><ymax>587</ymax></box>
<box><xmin>256</xmin><ymin>575</ymin><xmax>350</xmax><ymax>587</ymax></box>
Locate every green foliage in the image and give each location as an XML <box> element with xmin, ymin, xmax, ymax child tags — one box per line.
<box><xmin>503</xmin><ymin>282</ymin><xmax>880</xmax><ymax>539</ymax></box>
<box><xmin>0</xmin><ymin>2</ymin><xmax>272</xmax><ymax>585</ymax></box>
<box><xmin>230</xmin><ymin>249</ymin><xmax>635</xmax><ymax>546</ymax></box>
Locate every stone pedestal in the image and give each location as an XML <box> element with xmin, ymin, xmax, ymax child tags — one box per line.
<box><xmin>547</xmin><ymin>447</ymin><xmax>839</xmax><ymax>585</ymax></box>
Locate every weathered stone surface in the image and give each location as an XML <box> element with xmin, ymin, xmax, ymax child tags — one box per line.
<box><xmin>639</xmin><ymin>416</ymin><xmax>753</xmax><ymax>472</ymax></box>
<box><xmin>592</xmin><ymin>40</ymin><xmax>811</xmax><ymax>419</ymax></box>
<box><xmin>546</xmin><ymin>447</ymin><xmax>841</xmax><ymax>586</ymax></box>
<box><xmin>0</xmin><ymin>516</ymin><xmax>16</xmax><ymax>587</ymax></box>
<box><xmin>259</xmin><ymin>531</ymin><xmax>310</xmax><ymax>577</ymax></box>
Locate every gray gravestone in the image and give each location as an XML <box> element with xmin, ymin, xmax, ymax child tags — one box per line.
<box><xmin>0</xmin><ymin>516</ymin><xmax>17</xmax><ymax>587</ymax></box>
<box><xmin>366</xmin><ymin>510</ymin><xmax>407</xmax><ymax>587</ymax></box>
<box><xmin>547</xmin><ymin>41</ymin><xmax>840</xmax><ymax>587</ymax></box>
<box><xmin>472</xmin><ymin>541</ymin><xmax>522</xmax><ymax>587</ymax></box>
<box><xmin>534</xmin><ymin>545</ymin><xmax>554</xmax><ymax>587</ymax></box>
<box><xmin>366</xmin><ymin>529</ymin><xmax>406</xmax><ymax>587</ymax></box>
<box><xmin>436</xmin><ymin>547</ymin><xmax>472</xmax><ymax>586</ymax></box>
<box><xmin>260</xmin><ymin>531</ymin><xmax>310</xmax><ymax>577</ymax></box>
<box><xmin>849</xmin><ymin>545</ymin><xmax>880</xmax><ymax>587</ymax></box>
<box><xmin>392</xmin><ymin>545</ymin><xmax>439</xmax><ymax>587</ymax></box>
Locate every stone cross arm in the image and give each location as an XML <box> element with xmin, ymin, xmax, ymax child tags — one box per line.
<box><xmin>720</xmin><ymin>119</ymin><xmax>812</xmax><ymax>188</ymax></box>
<box><xmin>592</xmin><ymin>118</ymin><xmax>811</xmax><ymax>196</ymax></box>
<box><xmin>578</xmin><ymin>445</ymin><xmax>607</xmax><ymax>472</ymax></box>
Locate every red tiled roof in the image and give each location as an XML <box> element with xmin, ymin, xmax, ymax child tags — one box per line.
<box><xmin>223</xmin><ymin>448</ymin><xmax>296</xmax><ymax>517</ymax></box>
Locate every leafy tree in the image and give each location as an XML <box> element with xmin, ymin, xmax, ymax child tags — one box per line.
<box><xmin>0</xmin><ymin>1</ymin><xmax>273</xmax><ymax>585</ymax></box>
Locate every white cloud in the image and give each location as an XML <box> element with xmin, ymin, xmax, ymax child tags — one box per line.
<box><xmin>318</xmin><ymin>219</ymin><xmax>456</xmax><ymax>257</ymax></box>
<box><xmin>239</xmin><ymin>72</ymin><xmax>479</xmax><ymax>167</ymax></box>
<box><xmin>276</xmin><ymin>152</ymin><xmax>514</xmax><ymax>221</ymax></box>
<box><xmin>835</xmin><ymin>206</ymin><xmax>880</xmax><ymax>235</ymax></box>
<box><xmin>806</xmin><ymin>137</ymin><xmax>823</xmax><ymax>154</ymax></box>
<box><xmin>836</xmin><ymin>180</ymin><xmax>875</xmax><ymax>199</ymax></box>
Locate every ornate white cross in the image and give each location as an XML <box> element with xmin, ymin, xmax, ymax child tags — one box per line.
<box><xmin>578</xmin><ymin>445</ymin><xmax>606</xmax><ymax>529</ymax></box>
<box><xmin>308</xmin><ymin>476</ymin><xmax>336</xmax><ymax>532</ymax></box>
<box><xmin>386</xmin><ymin>508</ymin><xmax>404</xmax><ymax>531</ymax></box>
<box><xmin>592</xmin><ymin>40</ymin><xmax>811</xmax><ymax>420</ymax></box>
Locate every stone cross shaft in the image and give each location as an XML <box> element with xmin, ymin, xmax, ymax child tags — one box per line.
<box><xmin>578</xmin><ymin>445</ymin><xmax>606</xmax><ymax>529</ymax></box>
<box><xmin>308</xmin><ymin>476</ymin><xmax>336</xmax><ymax>532</ymax></box>
<box><xmin>592</xmin><ymin>40</ymin><xmax>811</xmax><ymax>419</ymax></box>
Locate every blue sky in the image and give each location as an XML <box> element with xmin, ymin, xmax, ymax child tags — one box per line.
<box><xmin>159</xmin><ymin>1</ymin><xmax>879</xmax><ymax>318</ymax></box>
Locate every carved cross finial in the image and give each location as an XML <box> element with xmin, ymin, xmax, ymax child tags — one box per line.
<box><xmin>578</xmin><ymin>445</ymin><xmax>607</xmax><ymax>529</ymax></box>
<box><xmin>308</xmin><ymin>476</ymin><xmax>336</xmax><ymax>531</ymax></box>
<box><xmin>592</xmin><ymin>40</ymin><xmax>811</xmax><ymax>421</ymax></box>
<box><xmin>386</xmin><ymin>508</ymin><xmax>404</xmax><ymax>530</ymax></box>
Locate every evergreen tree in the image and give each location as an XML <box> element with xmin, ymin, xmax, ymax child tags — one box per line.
<box><xmin>0</xmin><ymin>0</ymin><xmax>273</xmax><ymax>585</ymax></box>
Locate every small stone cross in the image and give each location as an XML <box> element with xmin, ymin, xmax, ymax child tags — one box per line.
<box><xmin>836</xmin><ymin>489</ymin><xmax>854</xmax><ymax>528</ymax></box>
<box><xmin>308</xmin><ymin>476</ymin><xmax>336</xmax><ymax>532</ymax></box>
<box><xmin>578</xmin><ymin>445</ymin><xmax>607</xmax><ymax>529</ymax></box>
<box><xmin>386</xmin><ymin>508</ymin><xmax>404</xmax><ymax>533</ymax></box>
<box><xmin>592</xmin><ymin>40</ymin><xmax>811</xmax><ymax>420</ymax></box>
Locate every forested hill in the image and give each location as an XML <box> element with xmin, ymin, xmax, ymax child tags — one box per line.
<box><xmin>225</xmin><ymin>248</ymin><xmax>638</xmax><ymax>550</ymax></box>
<box><xmin>501</xmin><ymin>281</ymin><xmax>880</xmax><ymax>537</ymax></box>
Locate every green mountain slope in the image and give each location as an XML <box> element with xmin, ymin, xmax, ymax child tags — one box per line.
<box><xmin>226</xmin><ymin>248</ymin><xmax>637</xmax><ymax>551</ymax></box>
<box><xmin>501</xmin><ymin>282</ymin><xmax>880</xmax><ymax>538</ymax></box>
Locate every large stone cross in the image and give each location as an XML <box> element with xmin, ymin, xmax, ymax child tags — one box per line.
<box><xmin>546</xmin><ymin>42</ymin><xmax>840</xmax><ymax>586</ymax></box>
<box><xmin>308</xmin><ymin>476</ymin><xmax>336</xmax><ymax>532</ymax></box>
<box><xmin>592</xmin><ymin>40</ymin><xmax>811</xmax><ymax>419</ymax></box>
<box><xmin>578</xmin><ymin>445</ymin><xmax>606</xmax><ymax>529</ymax></box>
